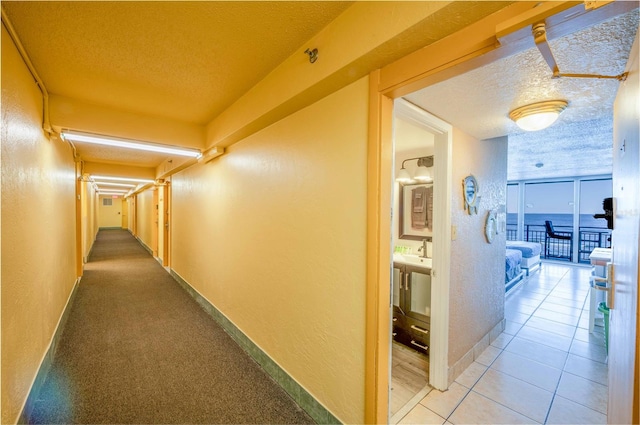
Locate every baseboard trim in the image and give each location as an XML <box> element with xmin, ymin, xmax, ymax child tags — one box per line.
<box><xmin>447</xmin><ymin>319</ymin><xmax>506</xmax><ymax>386</ymax></box>
<box><xmin>169</xmin><ymin>269</ymin><xmax>341</xmax><ymax>425</ymax></box>
<box><xmin>134</xmin><ymin>236</ymin><xmax>153</xmax><ymax>256</ymax></box>
<box><xmin>18</xmin><ymin>276</ymin><xmax>81</xmax><ymax>424</ymax></box>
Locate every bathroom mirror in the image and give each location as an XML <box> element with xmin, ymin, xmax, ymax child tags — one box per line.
<box><xmin>399</xmin><ymin>183</ymin><xmax>433</xmax><ymax>241</ymax></box>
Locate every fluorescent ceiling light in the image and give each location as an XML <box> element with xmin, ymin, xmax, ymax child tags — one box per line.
<box><xmin>92</xmin><ymin>182</ymin><xmax>136</xmax><ymax>188</ymax></box>
<box><xmin>61</xmin><ymin>130</ymin><xmax>201</xmax><ymax>158</ymax></box>
<box><xmin>509</xmin><ymin>100</ymin><xmax>568</xmax><ymax>132</ymax></box>
<box><xmin>97</xmin><ymin>188</ymin><xmax>129</xmax><ymax>193</ymax></box>
<box><xmin>91</xmin><ymin>175</ymin><xmax>155</xmax><ymax>184</ymax></box>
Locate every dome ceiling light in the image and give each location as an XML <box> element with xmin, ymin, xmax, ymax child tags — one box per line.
<box><xmin>509</xmin><ymin>100</ymin><xmax>568</xmax><ymax>132</ymax></box>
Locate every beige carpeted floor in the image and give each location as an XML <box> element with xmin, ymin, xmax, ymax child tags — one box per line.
<box><xmin>28</xmin><ymin>229</ymin><xmax>314</xmax><ymax>424</ymax></box>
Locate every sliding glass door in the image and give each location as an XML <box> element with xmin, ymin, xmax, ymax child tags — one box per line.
<box><xmin>507</xmin><ymin>177</ymin><xmax>612</xmax><ymax>263</ymax></box>
<box><xmin>579</xmin><ymin>179</ymin><xmax>612</xmax><ymax>262</ymax></box>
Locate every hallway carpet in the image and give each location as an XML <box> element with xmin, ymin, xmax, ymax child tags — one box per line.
<box><xmin>28</xmin><ymin>229</ymin><xmax>314</xmax><ymax>424</ymax></box>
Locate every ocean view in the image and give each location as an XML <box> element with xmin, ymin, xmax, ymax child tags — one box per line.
<box><xmin>507</xmin><ymin>213</ymin><xmax>610</xmax><ymax>230</ymax></box>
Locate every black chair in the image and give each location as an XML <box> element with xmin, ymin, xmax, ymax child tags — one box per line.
<box><xmin>544</xmin><ymin>220</ymin><xmax>573</xmax><ymax>260</ymax></box>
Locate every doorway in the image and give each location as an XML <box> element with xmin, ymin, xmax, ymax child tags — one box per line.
<box><xmin>389</xmin><ymin>99</ymin><xmax>452</xmax><ymax>421</ymax></box>
<box><xmin>121</xmin><ymin>197</ymin><xmax>128</xmax><ymax>229</ymax></box>
<box><xmin>365</xmin><ymin>3</ymin><xmax>639</xmax><ymax>423</ymax></box>
<box><xmin>158</xmin><ymin>181</ymin><xmax>171</xmax><ymax>268</ymax></box>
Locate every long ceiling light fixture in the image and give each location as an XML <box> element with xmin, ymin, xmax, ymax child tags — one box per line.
<box><xmin>98</xmin><ymin>192</ymin><xmax>128</xmax><ymax>197</ymax></box>
<box><xmin>92</xmin><ymin>182</ymin><xmax>136</xmax><ymax>188</ymax></box>
<box><xmin>90</xmin><ymin>175</ymin><xmax>155</xmax><ymax>184</ymax></box>
<box><xmin>509</xmin><ymin>100</ymin><xmax>568</xmax><ymax>132</ymax></box>
<box><xmin>61</xmin><ymin>130</ymin><xmax>202</xmax><ymax>158</ymax></box>
<box><xmin>97</xmin><ymin>188</ymin><xmax>129</xmax><ymax>193</ymax></box>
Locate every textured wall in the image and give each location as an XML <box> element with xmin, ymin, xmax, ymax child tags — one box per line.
<box><xmin>171</xmin><ymin>77</ymin><xmax>368</xmax><ymax>424</ymax></box>
<box><xmin>1</xmin><ymin>26</ymin><xmax>77</xmax><ymax>424</ymax></box>
<box><xmin>81</xmin><ymin>180</ymin><xmax>98</xmax><ymax>260</ymax></box>
<box><xmin>448</xmin><ymin>130</ymin><xmax>507</xmax><ymax>365</ymax></box>
<box><xmin>135</xmin><ymin>189</ymin><xmax>154</xmax><ymax>252</ymax></box>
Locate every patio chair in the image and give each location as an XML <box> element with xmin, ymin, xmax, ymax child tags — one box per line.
<box><xmin>544</xmin><ymin>220</ymin><xmax>573</xmax><ymax>260</ymax></box>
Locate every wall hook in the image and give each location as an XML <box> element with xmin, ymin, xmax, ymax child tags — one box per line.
<box><xmin>304</xmin><ymin>48</ymin><xmax>318</xmax><ymax>64</ymax></box>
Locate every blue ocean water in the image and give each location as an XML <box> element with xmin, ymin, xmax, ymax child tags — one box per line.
<box><xmin>507</xmin><ymin>213</ymin><xmax>609</xmax><ymax>230</ymax></box>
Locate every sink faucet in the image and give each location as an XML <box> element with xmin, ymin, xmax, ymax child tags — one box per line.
<box><xmin>418</xmin><ymin>238</ymin><xmax>429</xmax><ymax>258</ymax></box>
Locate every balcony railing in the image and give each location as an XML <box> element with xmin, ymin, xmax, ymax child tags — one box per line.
<box><xmin>506</xmin><ymin>223</ymin><xmax>611</xmax><ymax>263</ymax></box>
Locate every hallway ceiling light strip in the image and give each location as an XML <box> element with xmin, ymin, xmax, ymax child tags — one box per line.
<box><xmin>98</xmin><ymin>192</ymin><xmax>127</xmax><ymax>196</ymax></box>
<box><xmin>97</xmin><ymin>188</ymin><xmax>129</xmax><ymax>192</ymax></box>
<box><xmin>90</xmin><ymin>175</ymin><xmax>155</xmax><ymax>184</ymax></box>
<box><xmin>92</xmin><ymin>182</ymin><xmax>136</xmax><ymax>188</ymax></box>
<box><xmin>61</xmin><ymin>130</ymin><xmax>202</xmax><ymax>158</ymax></box>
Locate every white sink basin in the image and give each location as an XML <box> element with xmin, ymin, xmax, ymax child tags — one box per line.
<box><xmin>393</xmin><ymin>253</ymin><xmax>432</xmax><ymax>269</ymax></box>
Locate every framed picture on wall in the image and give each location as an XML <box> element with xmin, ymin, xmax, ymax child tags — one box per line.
<box><xmin>399</xmin><ymin>183</ymin><xmax>433</xmax><ymax>241</ymax></box>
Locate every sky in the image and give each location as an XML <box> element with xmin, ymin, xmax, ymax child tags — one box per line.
<box><xmin>507</xmin><ymin>179</ymin><xmax>612</xmax><ymax>215</ymax></box>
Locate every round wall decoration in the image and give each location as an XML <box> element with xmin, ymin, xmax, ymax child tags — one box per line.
<box><xmin>462</xmin><ymin>175</ymin><xmax>479</xmax><ymax>215</ymax></box>
<box><xmin>485</xmin><ymin>210</ymin><xmax>498</xmax><ymax>243</ymax></box>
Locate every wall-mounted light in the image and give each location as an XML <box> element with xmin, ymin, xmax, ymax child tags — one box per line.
<box><xmin>396</xmin><ymin>156</ymin><xmax>433</xmax><ymax>183</ymax></box>
<box><xmin>509</xmin><ymin>100</ymin><xmax>568</xmax><ymax>131</ymax></box>
<box><xmin>61</xmin><ymin>130</ymin><xmax>202</xmax><ymax>158</ymax></box>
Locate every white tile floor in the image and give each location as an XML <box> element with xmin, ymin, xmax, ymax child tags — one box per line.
<box><xmin>395</xmin><ymin>262</ymin><xmax>609</xmax><ymax>425</ymax></box>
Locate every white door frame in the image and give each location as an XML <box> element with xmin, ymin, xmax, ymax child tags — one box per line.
<box><xmin>393</xmin><ymin>99</ymin><xmax>452</xmax><ymax>390</ymax></box>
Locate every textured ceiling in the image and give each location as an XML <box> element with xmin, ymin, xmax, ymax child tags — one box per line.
<box><xmin>405</xmin><ymin>9</ymin><xmax>639</xmax><ymax>181</ymax></box>
<box><xmin>2</xmin><ymin>1</ymin><xmax>353</xmax><ymax>125</ymax></box>
<box><xmin>3</xmin><ymin>2</ymin><xmax>638</xmax><ymax>179</ymax></box>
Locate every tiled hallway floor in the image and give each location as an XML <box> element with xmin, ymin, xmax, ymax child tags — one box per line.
<box><xmin>395</xmin><ymin>262</ymin><xmax>609</xmax><ymax>425</ymax></box>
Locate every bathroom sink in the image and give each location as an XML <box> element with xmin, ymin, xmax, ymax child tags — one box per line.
<box><xmin>393</xmin><ymin>254</ymin><xmax>432</xmax><ymax>269</ymax></box>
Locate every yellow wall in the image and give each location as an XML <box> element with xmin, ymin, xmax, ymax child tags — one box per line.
<box><xmin>157</xmin><ymin>186</ymin><xmax>165</xmax><ymax>263</ymax></box>
<box><xmin>448</xmin><ymin>130</ymin><xmax>508</xmax><ymax>365</ymax></box>
<box><xmin>81</xmin><ymin>180</ymin><xmax>99</xmax><ymax>261</ymax></box>
<box><xmin>135</xmin><ymin>189</ymin><xmax>154</xmax><ymax>253</ymax></box>
<box><xmin>171</xmin><ymin>77</ymin><xmax>369</xmax><ymax>423</ymax></box>
<box><xmin>97</xmin><ymin>195</ymin><xmax>123</xmax><ymax>228</ymax></box>
<box><xmin>127</xmin><ymin>197</ymin><xmax>135</xmax><ymax>233</ymax></box>
<box><xmin>1</xmin><ymin>25</ymin><xmax>78</xmax><ymax>424</ymax></box>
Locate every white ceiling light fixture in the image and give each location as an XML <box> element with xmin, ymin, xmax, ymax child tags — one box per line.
<box><xmin>509</xmin><ymin>100</ymin><xmax>568</xmax><ymax>132</ymax></box>
<box><xmin>98</xmin><ymin>191</ymin><xmax>128</xmax><ymax>195</ymax></box>
<box><xmin>97</xmin><ymin>187</ymin><xmax>129</xmax><ymax>192</ymax></box>
<box><xmin>90</xmin><ymin>175</ymin><xmax>155</xmax><ymax>184</ymax></box>
<box><xmin>61</xmin><ymin>130</ymin><xmax>202</xmax><ymax>158</ymax></box>
<box><xmin>92</xmin><ymin>182</ymin><xmax>136</xmax><ymax>188</ymax></box>
<box><xmin>395</xmin><ymin>156</ymin><xmax>434</xmax><ymax>183</ymax></box>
